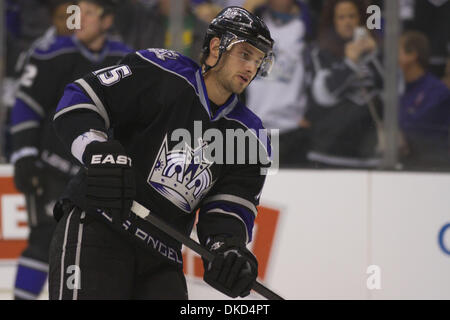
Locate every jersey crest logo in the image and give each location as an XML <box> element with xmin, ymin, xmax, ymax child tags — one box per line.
<box><xmin>147</xmin><ymin>135</ymin><xmax>214</xmax><ymax>213</ymax></box>
<box><xmin>147</xmin><ymin>48</ymin><xmax>179</xmax><ymax>61</ymax></box>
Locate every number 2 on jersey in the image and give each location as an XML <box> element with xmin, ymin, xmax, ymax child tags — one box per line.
<box><xmin>93</xmin><ymin>65</ymin><xmax>132</xmax><ymax>86</ymax></box>
<box><xmin>20</xmin><ymin>64</ymin><xmax>38</xmax><ymax>87</ymax></box>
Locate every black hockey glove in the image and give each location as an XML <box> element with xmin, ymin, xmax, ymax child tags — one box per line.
<box><xmin>203</xmin><ymin>235</ymin><xmax>258</xmax><ymax>298</ymax></box>
<box><xmin>13</xmin><ymin>156</ymin><xmax>44</xmax><ymax>195</ymax></box>
<box><xmin>83</xmin><ymin>140</ymin><xmax>135</xmax><ymax>225</ymax></box>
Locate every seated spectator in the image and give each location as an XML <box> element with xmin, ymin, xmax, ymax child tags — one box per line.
<box><xmin>245</xmin><ymin>0</ymin><xmax>313</xmax><ymax>167</ymax></box>
<box><xmin>303</xmin><ymin>0</ymin><xmax>383</xmax><ymax>168</ymax></box>
<box><xmin>398</xmin><ymin>31</ymin><xmax>450</xmax><ymax>170</ymax></box>
<box><xmin>402</xmin><ymin>0</ymin><xmax>449</xmax><ymax>79</ymax></box>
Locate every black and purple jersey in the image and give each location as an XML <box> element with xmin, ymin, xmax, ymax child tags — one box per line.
<box><xmin>53</xmin><ymin>48</ymin><xmax>271</xmax><ymax>252</ymax></box>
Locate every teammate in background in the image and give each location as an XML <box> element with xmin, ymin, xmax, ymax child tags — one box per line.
<box><xmin>15</xmin><ymin>0</ymin><xmax>75</xmax><ymax>89</ymax></box>
<box><xmin>3</xmin><ymin>1</ymin><xmax>74</xmax><ymax>161</ymax></box>
<box><xmin>9</xmin><ymin>0</ymin><xmax>131</xmax><ymax>300</ymax></box>
<box><xmin>50</xmin><ymin>6</ymin><xmax>274</xmax><ymax>299</ymax></box>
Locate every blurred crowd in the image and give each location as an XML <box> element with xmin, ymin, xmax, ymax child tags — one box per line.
<box><xmin>3</xmin><ymin>0</ymin><xmax>450</xmax><ymax>171</ymax></box>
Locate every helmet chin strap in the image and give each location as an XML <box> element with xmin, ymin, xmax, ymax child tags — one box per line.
<box><xmin>202</xmin><ymin>59</ymin><xmax>219</xmax><ymax>75</ymax></box>
<box><xmin>202</xmin><ymin>43</ymin><xmax>228</xmax><ymax>75</ymax></box>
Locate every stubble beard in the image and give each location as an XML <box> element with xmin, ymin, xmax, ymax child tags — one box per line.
<box><xmin>216</xmin><ymin>65</ymin><xmax>246</xmax><ymax>95</ymax></box>
<box><xmin>215</xmin><ymin>56</ymin><xmax>247</xmax><ymax>94</ymax></box>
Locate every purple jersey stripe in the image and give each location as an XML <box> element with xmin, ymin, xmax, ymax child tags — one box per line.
<box><xmin>11</xmin><ymin>98</ymin><xmax>42</xmax><ymax>125</ymax></box>
<box><xmin>55</xmin><ymin>83</ymin><xmax>94</xmax><ymax>113</ymax></box>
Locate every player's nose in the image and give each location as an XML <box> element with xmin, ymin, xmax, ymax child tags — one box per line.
<box><xmin>244</xmin><ymin>60</ymin><xmax>258</xmax><ymax>76</ymax></box>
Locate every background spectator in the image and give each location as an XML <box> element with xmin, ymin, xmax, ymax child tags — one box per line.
<box><xmin>191</xmin><ymin>0</ymin><xmax>248</xmax><ymax>23</ymax></box>
<box><xmin>402</xmin><ymin>0</ymin><xmax>450</xmax><ymax>80</ymax></box>
<box><xmin>303</xmin><ymin>0</ymin><xmax>384</xmax><ymax>168</ymax></box>
<box><xmin>245</xmin><ymin>0</ymin><xmax>313</xmax><ymax>167</ymax></box>
<box><xmin>115</xmin><ymin>0</ymin><xmax>208</xmax><ymax>61</ymax></box>
<box><xmin>398</xmin><ymin>31</ymin><xmax>450</xmax><ymax>170</ymax></box>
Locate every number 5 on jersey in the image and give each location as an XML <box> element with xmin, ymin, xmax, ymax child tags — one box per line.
<box><xmin>93</xmin><ymin>65</ymin><xmax>132</xmax><ymax>86</ymax></box>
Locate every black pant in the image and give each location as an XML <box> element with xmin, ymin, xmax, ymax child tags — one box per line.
<box><xmin>48</xmin><ymin>207</ymin><xmax>188</xmax><ymax>300</ymax></box>
<box><xmin>14</xmin><ymin>175</ymin><xmax>69</xmax><ymax>300</ymax></box>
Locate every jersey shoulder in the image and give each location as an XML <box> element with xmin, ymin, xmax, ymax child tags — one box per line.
<box><xmin>135</xmin><ymin>48</ymin><xmax>201</xmax><ymax>88</ymax></box>
<box><xmin>226</xmin><ymin>101</ymin><xmax>266</xmax><ymax>132</ymax></box>
<box><xmin>225</xmin><ymin>101</ymin><xmax>272</xmax><ymax>158</ymax></box>
<box><xmin>31</xmin><ymin>35</ymin><xmax>77</xmax><ymax>60</ymax></box>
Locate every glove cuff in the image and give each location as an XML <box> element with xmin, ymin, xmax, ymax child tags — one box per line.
<box><xmin>72</xmin><ymin>130</ymin><xmax>107</xmax><ymax>164</ymax></box>
<box><xmin>83</xmin><ymin>140</ymin><xmax>131</xmax><ymax>167</ymax></box>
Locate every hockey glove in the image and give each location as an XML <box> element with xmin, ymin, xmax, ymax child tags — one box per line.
<box><xmin>13</xmin><ymin>156</ymin><xmax>44</xmax><ymax>195</ymax></box>
<box><xmin>83</xmin><ymin>140</ymin><xmax>135</xmax><ymax>225</ymax></box>
<box><xmin>203</xmin><ymin>235</ymin><xmax>258</xmax><ymax>298</ymax></box>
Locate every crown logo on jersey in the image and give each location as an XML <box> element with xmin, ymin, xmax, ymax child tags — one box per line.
<box><xmin>147</xmin><ymin>135</ymin><xmax>214</xmax><ymax>213</ymax></box>
<box><xmin>147</xmin><ymin>48</ymin><xmax>179</xmax><ymax>61</ymax></box>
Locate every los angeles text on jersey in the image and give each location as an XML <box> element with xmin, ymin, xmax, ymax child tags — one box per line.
<box><xmin>179</xmin><ymin>303</ymin><xmax>270</xmax><ymax>317</ymax></box>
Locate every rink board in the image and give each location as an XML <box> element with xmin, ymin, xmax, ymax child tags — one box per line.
<box><xmin>0</xmin><ymin>165</ymin><xmax>449</xmax><ymax>299</ymax></box>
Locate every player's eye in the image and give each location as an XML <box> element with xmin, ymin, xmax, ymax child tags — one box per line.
<box><xmin>240</xmin><ymin>52</ymin><xmax>251</xmax><ymax>61</ymax></box>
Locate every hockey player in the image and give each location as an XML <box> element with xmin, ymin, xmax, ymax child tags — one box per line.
<box><xmin>10</xmin><ymin>0</ymin><xmax>130</xmax><ymax>300</ymax></box>
<box><xmin>50</xmin><ymin>6</ymin><xmax>275</xmax><ymax>299</ymax></box>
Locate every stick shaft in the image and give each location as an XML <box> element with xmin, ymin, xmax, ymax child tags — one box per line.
<box><xmin>131</xmin><ymin>201</ymin><xmax>284</xmax><ymax>300</ymax></box>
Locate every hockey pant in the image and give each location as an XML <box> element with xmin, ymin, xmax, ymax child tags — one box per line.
<box><xmin>48</xmin><ymin>206</ymin><xmax>188</xmax><ymax>300</ymax></box>
<box><xmin>14</xmin><ymin>177</ymin><xmax>69</xmax><ymax>300</ymax></box>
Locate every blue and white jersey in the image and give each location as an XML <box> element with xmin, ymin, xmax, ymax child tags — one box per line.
<box><xmin>54</xmin><ymin>48</ymin><xmax>271</xmax><ymax>252</ymax></box>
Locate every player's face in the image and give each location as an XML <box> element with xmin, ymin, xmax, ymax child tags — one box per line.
<box><xmin>398</xmin><ymin>37</ymin><xmax>416</xmax><ymax>71</ymax></box>
<box><xmin>217</xmin><ymin>41</ymin><xmax>265</xmax><ymax>95</ymax></box>
<box><xmin>52</xmin><ymin>3</ymin><xmax>73</xmax><ymax>36</ymax></box>
<box><xmin>76</xmin><ymin>1</ymin><xmax>112</xmax><ymax>44</ymax></box>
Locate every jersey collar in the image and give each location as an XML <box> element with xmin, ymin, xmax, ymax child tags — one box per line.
<box><xmin>195</xmin><ymin>69</ymin><xmax>239</xmax><ymax>121</ymax></box>
<box><xmin>72</xmin><ymin>35</ymin><xmax>111</xmax><ymax>63</ymax></box>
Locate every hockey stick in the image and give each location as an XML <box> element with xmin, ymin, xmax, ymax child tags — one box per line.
<box><xmin>131</xmin><ymin>201</ymin><xmax>284</xmax><ymax>300</ymax></box>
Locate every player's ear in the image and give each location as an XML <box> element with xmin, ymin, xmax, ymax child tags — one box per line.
<box><xmin>209</xmin><ymin>37</ymin><xmax>221</xmax><ymax>61</ymax></box>
<box><xmin>101</xmin><ymin>14</ymin><xmax>114</xmax><ymax>32</ymax></box>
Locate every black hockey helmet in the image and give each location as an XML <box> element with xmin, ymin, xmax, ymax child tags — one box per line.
<box><xmin>202</xmin><ymin>6</ymin><xmax>275</xmax><ymax>77</ymax></box>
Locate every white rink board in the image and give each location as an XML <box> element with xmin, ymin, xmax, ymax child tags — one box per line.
<box><xmin>0</xmin><ymin>167</ymin><xmax>449</xmax><ymax>299</ymax></box>
<box><xmin>260</xmin><ymin>170</ymin><xmax>369</xmax><ymax>299</ymax></box>
<box><xmin>369</xmin><ymin>172</ymin><xmax>450</xmax><ymax>299</ymax></box>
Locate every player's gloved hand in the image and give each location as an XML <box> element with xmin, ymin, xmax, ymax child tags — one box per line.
<box><xmin>203</xmin><ymin>235</ymin><xmax>258</xmax><ymax>298</ymax></box>
<box><xmin>13</xmin><ymin>156</ymin><xmax>44</xmax><ymax>195</ymax></box>
<box><xmin>83</xmin><ymin>140</ymin><xmax>135</xmax><ymax>225</ymax></box>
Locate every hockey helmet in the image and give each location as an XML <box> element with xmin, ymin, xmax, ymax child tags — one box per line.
<box><xmin>202</xmin><ymin>6</ymin><xmax>275</xmax><ymax>77</ymax></box>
